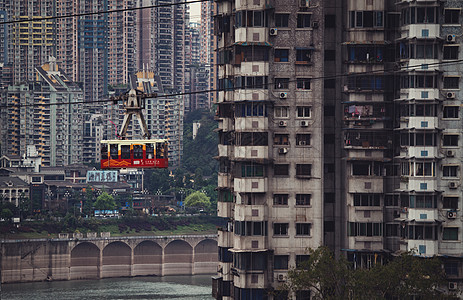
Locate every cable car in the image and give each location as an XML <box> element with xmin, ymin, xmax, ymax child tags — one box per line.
<box><xmin>100</xmin><ymin>139</ymin><xmax>168</xmax><ymax>169</ymax></box>
<box><xmin>100</xmin><ymin>89</ymin><xmax>168</xmax><ymax>170</ymax></box>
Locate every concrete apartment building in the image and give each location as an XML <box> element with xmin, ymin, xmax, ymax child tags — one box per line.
<box><xmin>214</xmin><ymin>0</ymin><xmax>463</xmax><ymax>298</ymax></box>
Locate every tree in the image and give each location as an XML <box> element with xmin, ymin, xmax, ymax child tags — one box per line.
<box><xmin>1</xmin><ymin>208</ymin><xmax>13</xmax><ymax>221</ymax></box>
<box><xmin>184</xmin><ymin>191</ymin><xmax>210</xmax><ymax>210</ymax></box>
<box><xmin>94</xmin><ymin>192</ymin><xmax>117</xmax><ymax>210</ymax></box>
<box><xmin>283</xmin><ymin>247</ymin><xmax>450</xmax><ymax>300</ymax></box>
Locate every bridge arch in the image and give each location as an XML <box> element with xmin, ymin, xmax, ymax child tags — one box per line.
<box><xmin>70</xmin><ymin>242</ymin><xmax>100</xmax><ymax>280</ymax></box>
<box><xmin>194</xmin><ymin>239</ymin><xmax>218</xmax><ymax>274</ymax></box>
<box><xmin>102</xmin><ymin>241</ymin><xmax>131</xmax><ymax>278</ymax></box>
<box><xmin>163</xmin><ymin>239</ymin><xmax>193</xmax><ymax>275</ymax></box>
<box><xmin>133</xmin><ymin>240</ymin><xmax>163</xmax><ymax>276</ymax></box>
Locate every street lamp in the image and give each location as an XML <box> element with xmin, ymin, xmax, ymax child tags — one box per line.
<box><xmin>179</xmin><ymin>189</ymin><xmax>185</xmax><ymax>211</ymax></box>
<box><xmin>64</xmin><ymin>191</ymin><xmax>71</xmax><ymax>213</ymax></box>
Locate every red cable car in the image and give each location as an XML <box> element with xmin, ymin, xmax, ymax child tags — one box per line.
<box><xmin>100</xmin><ymin>89</ymin><xmax>168</xmax><ymax>170</ymax></box>
<box><xmin>100</xmin><ymin>139</ymin><xmax>168</xmax><ymax>169</ymax></box>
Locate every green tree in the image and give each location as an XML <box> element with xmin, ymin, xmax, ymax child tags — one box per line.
<box><xmin>94</xmin><ymin>192</ymin><xmax>117</xmax><ymax>210</ymax></box>
<box><xmin>184</xmin><ymin>191</ymin><xmax>210</xmax><ymax>210</ymax></box>
<box><xmin>283</xmin><ymin>247</ymin><xmax>450</xmax><ymax>300</ymax></box>
<box><xmin>1</xmin><ymin>208</ymin><xmax>13</xmax><ymax>221</ymax></box>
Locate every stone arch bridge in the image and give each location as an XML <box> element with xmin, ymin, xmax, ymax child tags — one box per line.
<box><xmin>1</xmin><ymin>234</ymin><xmax>218</xmax><ymax>283</ymax></box>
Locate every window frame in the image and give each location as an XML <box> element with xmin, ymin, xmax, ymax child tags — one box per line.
<box><xmin>274</xmin><ymin>106</ymin><xmax>289</xmax><ymax>118</ymax></box>
<box><xmin>275</xmin><ymin>13</ymin><xmax>290</xmax><ymax>28</ymax></box>
<box><xmin>273</xmin><ymin>194</ymin><xmax>289</xmax><ymax>206</ymax></box>
<box><xmin>273</xmin><ymin>223</ymin><xmax>289</xmax><ymax>236</ymax></box>
<box><xmin>295</xmin><ymin>194</ymin><xmax>311</xmax><ymax>206</ymax></box>
<box><xmin>296</xmin><ymin>13</ymin><xmax>312</xmax><ymax>28</ymax></box>
<box><xmin>274</xmin><ymin>49</ymin><xmax>289</xmax><ymax>62</ymax></box>
<box><xmin>296</xmin><ymin>223</ymin><xmax>311</xmax><ymax>236</ymax></box>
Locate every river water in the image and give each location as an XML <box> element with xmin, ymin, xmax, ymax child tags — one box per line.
<box><xmin>1</xmin><ymin>275</ymin><xmax>214</xmax><ymax>300</ymax></box>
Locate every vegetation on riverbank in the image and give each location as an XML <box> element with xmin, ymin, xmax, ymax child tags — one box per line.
<box><xmin>0</xmin><ymin>215</ymin><xmax>225</xmax><ymax>239</ymax></box>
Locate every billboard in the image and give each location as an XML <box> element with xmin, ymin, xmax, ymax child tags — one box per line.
<box><xmin>86</xmin><ymin>170</ymin><xmax>118</xmax><ymax>183</ymax></box>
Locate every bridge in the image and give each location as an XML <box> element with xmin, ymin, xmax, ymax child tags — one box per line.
<box><xmin>0</xmin><ymin>234</ymin><xmax>218</xmax><ymax>283</ymax></box>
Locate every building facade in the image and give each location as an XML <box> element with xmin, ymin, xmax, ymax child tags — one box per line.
<box><xmin>214</xmin><ymin>0</ymin><xmax>463</xmax><ymax>298</ymax></box>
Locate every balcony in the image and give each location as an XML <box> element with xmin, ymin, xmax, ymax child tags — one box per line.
<box><xmin>235</xmin><ymin>117</ymin><xmax>268</xmax><ymax>131</ymax></box>
<box><xmin>404</xmin><ymin>240</ymin><xmax>438</xmax><ymax>257</ymax></box>
<box><xmin>237</xmin><ymin>62</ymin><xmax>269</xmax><ymax>76</ymax></box>
<box><xmin>234</xmin><ymin>178</ymin><xmax>268</xmax><ymax>193</ymax></box>
<box><xmin>400</xmin><ymin>146</ymin><xmax>438</xmax><ymax>158</ymax></box>
<box><xmin>400</xmin><ymin>24</ymin><xmax>439</xmax><ymax>39</ymax></box>
<box><xmin>233</xmin><ymin>146</ymin><xmax>269</xmax><ymax>161</ymax></box>
<box><xmin>218</xmin><ymin>172</ymin><xmax>232</xmax><ymax>189</ymax></box>
<box><xmin>234</xmin><ymin>204</ymin><xmax>267</xmax><ymax>221</ymax></box>
<box><xmin>232</xmin><ymin>236</ymin><xmax>268</xmax><ymax>252</ymax></box>
<box><xmin>218</xmin><ymin>201</ymin><xmax>233</xmax><ymax>218</ymax></box>
<box><xmin>234</xmin><ymin>28</ymin><xmax>270</xmax><ymax>44</ymax></box>
<box><xmin>398</xmin><ymin>88</ymin><xmax>440</xmax><ymax>100</ymax></box>
<box><xmin>400</xmin><ymin>116</ymin><xmax>438</xmax><ymax>129</ymax></box>
<box><xmin>400</xmin><ymin>177</ymin><xmax>436</xmax><ymax>192</ymax></box>
<box><xmin>348</xmin><ymin>176</ymin><xmax>384</xmax><ymax>193</ymax></box>
<box><xmin>218</xmin><ymin>144</ymin><xmax>231</xmax><ymax>158</ymax></box>
<box><xmin>407</xmin><ymin>208</ymin><xmax>438</xmax><ymax>222</ymax></box>
<box><xmin>218</xmin><ymin>229</ymin><xmax>234</xmax><ymax>248</ymax></box>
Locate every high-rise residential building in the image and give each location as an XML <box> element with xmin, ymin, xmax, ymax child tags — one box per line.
<box><xmin>0</xmin><ymin>57</ymin><xmax>83</xmax><ymax>167</ymax></box>
<box><xmin>200</xmin><ymin>1</ymin><xmax>217</xmax><ymax>109</ymax></box>
<box><xmin>214</xmin><ymin>0</ymin><xmax>463</xmax><ymax>298</ymax></box>
<box><xmin>0</xmin><ymin>0</ymin><xmax>55</xmax><ymax>84</ymax></box>
<box><xmin>214</xmin><ymin>0</ymin><xmax>325</xmax><ymax>297</ymax></box>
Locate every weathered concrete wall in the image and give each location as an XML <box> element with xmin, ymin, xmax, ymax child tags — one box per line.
<box><xmin>1</xmin><ymin>234</ymin><xmax>218</xmax><ymax>283</ymax></box>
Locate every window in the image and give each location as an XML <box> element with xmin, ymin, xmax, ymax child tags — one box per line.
<box><xmin>274</xmin><ymin>255</ymin><xmax>289</xmax><ymax>270</ymax></box>
<box><xmin>296</xmin><ymin>223</ymin><xmax>311</xmax><ymax>236</ymax></box>
<box><xmin>444</xmin><ymin>262</ymin><xmax>459</xmax><ymax>276</ymax></box>
<box><xmin>443</xmin><ymin>196</ymin><xmax>459</xmax><ymax>210</ymax></box>
<box><xmin>296</xmin><ymin>194</ymin><xmax>311</xmax><ymax>206</ymax></box>
<box><xmin>241</xmin><ymin>164</ymin><xmax>264</xmax><ymax>177</ymax></box>
<box><xmin>133</xmin><ymin>144</ymin><xmax>143</xmax><ymax>159</ymax></box>
<box><xmin>296</xmin><ymin>134</ymin><xmax>311</xmax><ymax>146</ymax></box>
<box><xmin>297</xmin><ymin>14</ymin><xmax>311</xmax><ymax>28</ymax></box>
<box><xmin>274</xmin><ymin>194</ymin><xmax>289</xmax><ymax>205</ymax></box>
<box><xmin>443</xmin><ymin>165</ymin><xmax>458</xmax><ymax>177</ymax></box>
<box><xmin>348</xmin><ymin>222</ymin><xmax>383</xmax><ymax>236</ymax></box>
<box><xmin>296</xmin><ymin>255</ymin><xmax>310</xmax><ymax>267</ymax></box>
<box><xmin>274</xmin><ymin>164</ymin><xmax>289</xmax><ymax>176</ymax></box>
<box><xmin>275</xmin><ymin>49</ymin><xmax>289</xmax><ymax>62</ymax></box>
<box><xmin>234</xmin><ymin>221</ymin><xmax>268</xmax><ymax>236</ymax></box>
<box><xmin>296</xmin><ymin>78</ymin><xmax>311</xmax><ymax>90</ymax></box>
<box><xmin>296</xmin><ymin>49</ymin><xmax>312</xmax><ymax>63</ymax></box>
<box><xmin>297</xmin><ymin>106</ymin><xmax>311</xmax><ymax>118</ymax></box>
<box><xmin>274</xmin><ymin>106</ymin><xmax>289</xmax><ymax>118</ymax></box>
<box><xmin>121</xmin><ymin>145</ymin><xmax>130</xmax><ymax>159</ymax></box>
<box><xmin>444</xmin><ymin>46</ymin><xmax>459</xmax><ymax>60</ymax></box>
<box><xmin>110</xmin><ymin>144</ymin><xmax>119</xmax><ymax>159</ymax></box>
<box><xmin>443</xmin><ymin>106</ymin><xmax>459</xmax><ymax>119</ymax></box>
<box><xmin>444</xmin><ymin>9</ymin><xmax>460</xmax><ymax>24</ymax></box>
<box><xmin>146</xmin><ymin>143</ymin><xmax>155</xmax><ymax>159</ymax></box>
<box><xmin>219</xmin><ymin>247</ymin><xmax>233</xmax><ymax>263</ymax></box>
<box><xmin>443</xmin><ymin>228</ymin><xmax>459</xmax><ymax>240</ymax></box>
<box><xmin>235</xmin><ymin>10</ymin><xmax>269</xmax><ymax>27</ymax></box>
<box><xmin>444</xmin><ymin>77</ymin><xmax>460</xmax><ymax>89</ymax></box>
<box><xmin>274</xmin><ymin>134</ymin><xmax>289</xmax><ymax>145</ymax></box>
<box><xmin>275</xmin><ymin>14</ymin><xmax>289</xmax><ymax>27</ymax></box>
<box><xmin>274</xmin><ymin>223</ymin><xmax>288</xmax><ymax>235</ymax></box>
<box><xmin>236</xmin><ymin>102</ymin><xmax>268</xmax><ymax>117</ymax></box>
<box><xmin>296</xmin><ymin>164</ymin><xmax>311</xmax><ymax>177</ymax></box>
<box><xmin>237</xmin><ymin>132</ymin><xmax>268</xmax><ymax>146</ymax></box>
<box><xmin>353</xmin><ymin>194</ymin><xmax>380</xmax><ymax>206</ymax></box>
<box><xmin>401</xmin><ymin>7</ymin><xmax>437</xmax><ymax>25</ymax></box>
<box><xmin>443</xmin><ymin>135</ymin><xmax>459</xmax><ymax>147</ymax></box>
<box><xmin>349</xmin><ymin>11</ymin><xmax>384</xmax><ymax>28</ymax></box>
<box><xmin>275</xmin><ymin>78</ymin><xmax>289</xmax><ymax>89</ymax></box>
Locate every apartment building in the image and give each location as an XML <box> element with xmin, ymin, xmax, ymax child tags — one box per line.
<box><xmin>0</xmin><ymin>57</ymin><xmax>83</xmax><ymax>167</ymax></box>
<box><xmin>214</xmin><ymin>0</ymin><xmax>463</xmax><ymax>298</ymax></box>
<box><xmin>214</xmin><ymin>0</ymin><xmax>325</xmax><ymax>297</ymax></box>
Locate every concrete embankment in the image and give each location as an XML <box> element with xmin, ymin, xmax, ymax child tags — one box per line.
<box><xmin>0</xmin><ymin>234</ymin><xmax>218</xmax><ymax>283</ymax></box>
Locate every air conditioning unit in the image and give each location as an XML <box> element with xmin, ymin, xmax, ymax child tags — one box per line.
<box><xmin>447</xmin><ymin>92</ymin><xmax>456</xmax><ymax>99</ymax></box>
<box><xmin>448</xmin><ymin>211</ymin><xmax>457</xmax><ymax>219</ymax></box>
<box><xmin>312</xmin><ymin>21</ymin><xmax>319</xmax><ymax>29</ymax></box>
<box><xmin>449</xmin><ymin>181</ymin><xmax>458</xmax><ymax>189</ymax></box>
<box><xmin>279</xmin><ymin>120</ymin><xmax>287</xmax><ymax>127</ymax></box>
<box><xmin>447</xmin><ymin>150</ymin><xmax>455</xmax><ymax>157</ymax></box>
<box><xmin>447</xmin><ymin>34</ymin><xmax>456</xmax><ymax>43</ymax></box>
<box><xmin>280</xmin><ymin>92</ymin><xmax>287</xmax><ymax>99</ymax></box>
<box><xmin>299</xmin><ymin>140</ymin><xmax>307</xmax><ymax>146</ymax></box>
<box><xmin>276</xmin><ymin>273</ymin><xmax>286</xmax><ymax>282</ymax></box>
<box><xmin>269</xmin><ymin>28</ymin><xmax>278</xmax><ymax>36</ymax></box>
<box><xmin>449</xmin><ymin>282</ymin><xmax>458</xmax><ymax>291</ymax></box>
<box><xmin>301</xmin><ymin>120</ymin><xmax>308</xmax><ymax>127</ymax></box>
<box><xmin>278</xmin><ymin>148</ymin><xmax>288</xmax><ymax>154</ymax></box>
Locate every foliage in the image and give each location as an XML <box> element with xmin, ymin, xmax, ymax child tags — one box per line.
<box><xmin>283</xmin><ymin>247</ymin><xmax>450</xmax><ymax>300</ymax></box>
<box><xmin>184</xmin><ymin>191</ymin><xmax>210</xmax><ymax>210</ymax></box>
<box><xmin>0</xmin><ymin>208</ymin><xmax>13</xmax><ymax>220</ymax></box>
<box><xmin>94</xmin><ymin>192</ymin><xmax>117</xmax><ymax>210</ymax></box>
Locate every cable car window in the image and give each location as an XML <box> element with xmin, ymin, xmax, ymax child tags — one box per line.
<box><xmin>156</xmin><ymin>143</ymin><xmax>166</xmax><ymax>159</ymax></box>
<box><xmin>121</xmin><ymin>145</ymin><xmax>131</xmax><ymax>159</ymax></box>
<box><xmin>101</xmin><ymin>144</ymin><xmax>108</xmax><ymax>158</ymax></box>
<box><xmin>146</xmin><ymin>143</ymin><xmax>155</xmax><ymax>159</ymax></box>
<box><xmin>133</xmin><ymin>144</ymin><xmax>143</xmax><ymax>159</ymax></box>
<box><xmin>110</xmin><ymin>144</ymin><xmax>119</xmax><ymax>159</ymax></box>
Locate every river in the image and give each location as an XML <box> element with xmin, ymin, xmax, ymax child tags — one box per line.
<box><xmin>1</xmin><ymin>275</ymin><xmax>214</xmax><ymax>300</ymax></box>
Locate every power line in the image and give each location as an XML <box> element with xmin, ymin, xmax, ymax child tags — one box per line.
<box><xmin>0</xmin><ymin>0</ymin><xmax>211</xmax><ymax>25</ymax></box>
<box><xmin>1</xmin><ymin>58</ymin><xmax>462</xmax><ymax>110</ymax></box>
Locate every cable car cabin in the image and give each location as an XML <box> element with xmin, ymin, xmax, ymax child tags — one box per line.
<box><xmin>100</xmin><ymin>139</ymin><xmax>168</xmax><ymax>169</ymax></box>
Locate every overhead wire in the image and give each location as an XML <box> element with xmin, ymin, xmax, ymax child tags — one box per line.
<box><xmin>2</xmin><ymin>58</ymin><xmax>463</xmax><ymax>110</ymax></box>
